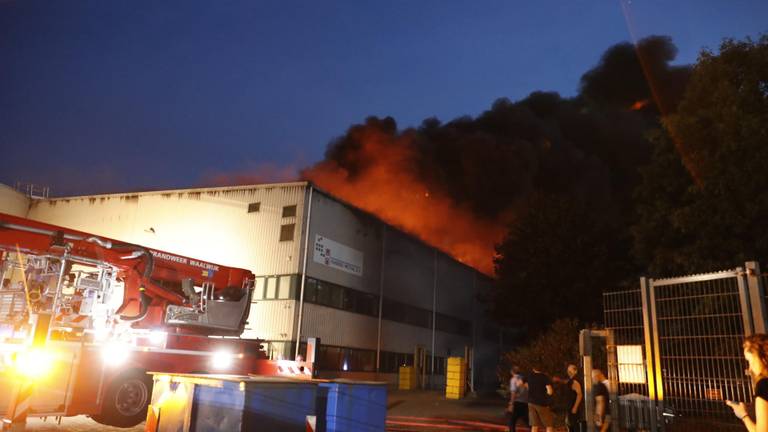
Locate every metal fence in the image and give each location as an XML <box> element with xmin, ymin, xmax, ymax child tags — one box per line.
<box><xmin>604</xmin><ymin>262</ymin><xmax>768</xmax><ymax>432</ymax></box>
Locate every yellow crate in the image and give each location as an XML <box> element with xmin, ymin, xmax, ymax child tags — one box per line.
<box><xmin>398</xmin><ymin>366</ymin><xmax>417</xmax><ymax>390</ymax></box>
<box><xmin>447</xmin><ymin>357</ymin><xmax>465</xmax><ymax>365</ymax></box>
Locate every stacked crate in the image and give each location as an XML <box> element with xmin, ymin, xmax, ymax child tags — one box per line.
<box><xmin>398</xmin><ymin>366</ymin><xmax>417</xmax><ymax>390</ymax></box>
<box><xmin>445</xmin><ymin>357</ymin><xmax>467</xmax><ymax>399</ymax></box>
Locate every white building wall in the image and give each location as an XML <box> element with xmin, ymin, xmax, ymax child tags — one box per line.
<box><xmin>380</xmin><ymin>320</ymin><xmax>432</xmax><ymax>354</ymax></box>
<box><xmin>305</xmin><ymin>190</ymin><xmax>383</xmax><ymax>295</ymax></box>
<box><xmin>26</xmin><ymin>183</ymin><xmax>308</xmax><ymax>276</ymax></box>
<box><xmin>300</xmin><ymin>303</ymin><xmax>378</xmax><ymax>350</ymax></box>
<box><xmin>241</xmin><ymin>300</ymin><xmax>297</xmax><ymax>341</ymax></box>
<box><xmin>0</xmin><ymin>184</ymin><xmax>30</xmax><ymax>217</ymax></box>
<box><xmin>382</xmin><ymin>229</ymin><xmax>435</xmax><ymax>311</ymax></box>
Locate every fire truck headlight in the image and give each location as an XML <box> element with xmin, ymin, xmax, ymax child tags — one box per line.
<box><xmin>102</xmin><ymin>342</ymin><xmax>131</xmax><ymax>367</ymax></box>
<box><xmin>211</xmin><ymin>351</ymin><xmax>233</xmax><ymax>370</ymax></box>
<box><xmin>15</xmin><ymin>348</ymin><xmax>56</xmax><ymax>379</ymax></box>
<box><xmin>149</xmin><ymin>331</ymin><xmax>167</xmax><ymax>345</ymax></box>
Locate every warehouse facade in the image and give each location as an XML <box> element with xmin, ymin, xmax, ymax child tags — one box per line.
<box><xmin>1</xmin><ymin>182</ymin><xmax>499</xmax><ymax>389</ymax></box>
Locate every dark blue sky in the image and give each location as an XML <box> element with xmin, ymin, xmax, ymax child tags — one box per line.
<box><xmin>1</xmin><ymin>0</ymin><xmax>766</xmax><ymax>196</ymax></box>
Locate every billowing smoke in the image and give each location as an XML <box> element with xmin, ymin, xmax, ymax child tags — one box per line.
<box><xmin>580</xmin><ymin>35</ymin><xmax>691</xmax><ymax>114</ymax></box>
<box><xmin>299</xmin><ymin>36</ymin><xmax>691</xmax><ymax>275</ymax></box>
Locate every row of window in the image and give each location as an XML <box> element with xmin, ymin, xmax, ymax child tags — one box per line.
<box><xmin>251</xmin><ymin>275</ymin><xmax>472</xmax><ymax>337</ymax></box>
<box><xmin>252</xmin><ymin>275</ymin><xmax>297</xmax><ymax>300</ymax></box>
<box><xmin>296</xmin><ymin>342</ymin><xmax>447</xmax><ymax>374</ymax></box>
<box><xmin>247</xmin><ymin>203</ymin><xmax>297</xmax><ymax>241</ymax></box>
<box><xmin>303</xmin><ymin>278</ymin><xmax>379</xmax><ymax>316</ymax></box>
<box><xmin>247</xmin><ymin>202</ymin><xmax>297</xmax><ymax>218</ymax></box>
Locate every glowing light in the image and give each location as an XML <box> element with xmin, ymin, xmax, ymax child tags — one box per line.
<box><xmin>102</xmin><ymin>341</ymin><xmax>131</xmax><ymax>367</ymax></box>
<box><xmin>149</xmin><ymin>331</ymin><xmax>167</xmax><ymax>345</ymax></box>
<box><xmin>15</xmin><ymin>348</ymin><xmax>56</xmax><ymax>379</ymax></box>
<box><xmin>617</xmin><ymin>345</ymin><xmax>646</xmax><ymax>384</ymax></box>
<box><xmin>211</xmin><ymin>351</ymin><xmax>233</xmax><ymax>369</ymax></box>
<box><xmin>342</xmin><ymin>359</ymin><xmax>348</xmax><ymax>371</ymax></box>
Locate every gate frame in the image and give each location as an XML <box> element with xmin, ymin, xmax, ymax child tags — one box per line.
<box><xmin>636</xmin><ymin>261</ymin><xmax>767</xmax><ymax>431</ymax></box>
<box><xmin>580</xmin><ymin>329</ymin><xmax>620</xmax><ymax>432</ymax></box>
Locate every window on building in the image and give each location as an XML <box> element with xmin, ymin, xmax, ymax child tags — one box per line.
<box><xmin>382</xmin><ymin>298</ymin><xmax>431</xmax><ymax>328</ymax></box>
<box><xmin>436</xmin><ymin>313</ymin><xmax>472</xmax><ymax>337</ymax></box>
<box><xmin>247</xmin><ymin>202</ymin><xmax>261</xmax><ymax>213</ymax></box>
<box><xmin>278</xmin><ymin>275</ymin><xmax>292</xmax><ymax>299</ymax></box>
<box><xmin>266</xmin><ymin>277</ymin><xmax>277</xmax><ymax>299</ymax></box>
<box><xmin>303</xmin><ymin>278</ymin><xmax>317</xmax><ymax>302</ymax></box>
<box><xmin>282</xmin><ymin>205</ymin><xmax>297</xmax><ymax>218</ymax></box>
<box><xmin>252</xmin><ymin>277</ymin><xmax>265</xmax><ymax>300</ymax></box>
<box><xmin>279</xmin><ymin>223</ymin><xmax>295</xmax><ymax>241</ymax></box>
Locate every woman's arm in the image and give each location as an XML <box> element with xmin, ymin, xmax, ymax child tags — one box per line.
<box><xmin>755</xmin><ymin>396</ymin><xmax>768</xmax><ymax>432</ymax></box>
<box><xmin>726</xmin><ymin>400</ymin><xmax>757</xmax><ymax>432</ymax></box>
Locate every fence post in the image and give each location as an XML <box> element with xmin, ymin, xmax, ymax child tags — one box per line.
<box><xmin>580</xmin><ymin>330</ymin><xmax>595</xmax><ymax>432</ymax></box>
<box><xmin>746</xmin><ymin>261</ymin><xmax>767</xmax><ymax>334</ymax></box>
<box><xmin>640</xmin><ymin>277</ymin><xmax>661</xmax><ymax>432</ymax></box>
<box><xmin>736</xmin><ymin>267</ymin><xmax>755</xmax><ymax>336</ymax></box>
<box><xmin>606</xmin><ymin>330</ymin><xmax>620</xmax><ymax>432</ymax></box>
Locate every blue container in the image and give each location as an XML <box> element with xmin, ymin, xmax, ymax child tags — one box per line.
<box><xmin>148</xmin><ymin>374</ymin><xmax>317</xmax><ymax>432</ymax></box>
<box><xmin>317</xmin><ymin>379</ymin><xmax>387</xmax><ymax>432</ymax></box>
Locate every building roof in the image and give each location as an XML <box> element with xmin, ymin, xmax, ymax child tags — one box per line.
<box><xmin>36</xmin><ymin>181</ymin><xmax>494</xmax><ymax>279</ymax></box>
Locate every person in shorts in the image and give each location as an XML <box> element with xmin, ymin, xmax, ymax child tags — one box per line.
<box><xmin>527</xmin><ymin>367</ymin><xmax>554</xmax><ymax>432</ymax></box>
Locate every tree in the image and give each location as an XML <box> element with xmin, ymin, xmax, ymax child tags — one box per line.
<box><xmin>633</xmin><ymin>36</ymin><xmax>768</xmax><ymax>274</ymax></box>
<box><xmin>502</xmin><ymin>318</ymin><xmax>582</xmax><ymax>378</ymax></box>
<box><xmin>490</xmin><ymin>194</ymin><xmax>634</xmax><ymax>332</ymax></box>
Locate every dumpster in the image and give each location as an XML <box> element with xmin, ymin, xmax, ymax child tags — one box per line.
<box><xmin>316</xmin><ymin>379</ymin><xmax>387</xmax><ymax>432</ymax></box>
<box><xmin>146</xmin><ymin>373</ymin><xmax>317</xmax><ymax>432</ymax></box>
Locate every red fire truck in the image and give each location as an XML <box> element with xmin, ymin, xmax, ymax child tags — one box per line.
<box><xmin>0</xmin><ymin>213</ymin><xmax>310</xmax><ymax>427</ymax></box>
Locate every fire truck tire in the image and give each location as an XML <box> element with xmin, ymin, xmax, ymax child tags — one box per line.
<box><xmin>92</xmin><ymin>370</ymin><xmax>153</xmax><ymax>428</ymax></box>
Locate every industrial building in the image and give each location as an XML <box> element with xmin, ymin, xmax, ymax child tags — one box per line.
<box><xmin>0</xmin><ymin>182</ymin><xmax>500</xmax><ymax>390</ymax></box>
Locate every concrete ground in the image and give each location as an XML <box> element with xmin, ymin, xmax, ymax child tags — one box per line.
<box><xmin>20</xmin><ymin>390</ymin><xmax>560</xmax><ymax>431</ymax></box>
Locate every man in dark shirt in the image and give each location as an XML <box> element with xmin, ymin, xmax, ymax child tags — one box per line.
<box><xmin>527</xmin><ymin>367</ymin><xmax>554</xmax><ymax>432</ymax></box>
<box><xmin>564</xmin><ymin>364</ymin><xmax>584</xmax><ymax>432</ymax></box>
<box><xmin>591</xmin><ymin>369</ymin><xmax>611</xmax><ymax>432</ymax></box>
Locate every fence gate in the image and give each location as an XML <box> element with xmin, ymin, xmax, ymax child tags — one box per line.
<box><xmin>605</xmin><ymin>261</ymin><xmax>768</xmax><ymax>432</ymax></box>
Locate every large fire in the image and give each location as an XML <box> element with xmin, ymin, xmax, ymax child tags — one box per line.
<box><xmin>303</xmin><ymin>126</ymin><xmax>506</xmax><ymax>276</ymax></box>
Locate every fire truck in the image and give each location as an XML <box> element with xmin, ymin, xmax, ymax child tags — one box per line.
<box><xmin>0</xmin><ymin>213</ymin><xmax>311</xmax><ymax>427</ymax></box>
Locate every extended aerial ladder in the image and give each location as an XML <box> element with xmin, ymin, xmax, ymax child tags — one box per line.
<box><xmin>0</xmin><ymin>213</ymin><xmax>311</xmax><ymax>428</ymax></box>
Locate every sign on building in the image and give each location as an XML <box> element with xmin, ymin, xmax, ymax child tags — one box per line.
<box><xmin>313</xmin><ymin>235</ymin><xmax>364</xmax><ymax>276</ymax></box>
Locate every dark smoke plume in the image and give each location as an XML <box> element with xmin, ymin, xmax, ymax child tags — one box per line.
<box><xmin>580</xmin><ymin>35</ymin><xmax>692</xmax><ymax>113</ymax></box>
<box><xmin>302</xmin><ymin>36</ymin><xmax>691</xmax><ymax>274</ymax></box>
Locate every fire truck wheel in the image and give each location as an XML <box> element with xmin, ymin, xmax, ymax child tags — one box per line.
<box><xmin>92</xmin><ymin>370</ymin><xmax>153</xmax><ymax>428</ymax></box>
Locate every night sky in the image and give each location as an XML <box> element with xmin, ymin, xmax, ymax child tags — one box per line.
<box><xmin>1</xmin><ymin>0</ymin><xmax>766</xmax><ymax>196</ymax></box>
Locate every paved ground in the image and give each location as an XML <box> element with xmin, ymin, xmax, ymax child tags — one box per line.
<box><xmin>21</xmin><ymin>390</ymin><xmax>562</xmax><ymax>431</ymax></box>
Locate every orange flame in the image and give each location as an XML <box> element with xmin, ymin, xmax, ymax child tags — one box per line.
<box><xmin>303</xmin><ymin>127</ymin><xmax>507</xmax><ymax>276</ymax></box>
<box><xmin>630</xmin><ymin>99</ymin><xmax>650</xmax><ymax>111</ymax></box>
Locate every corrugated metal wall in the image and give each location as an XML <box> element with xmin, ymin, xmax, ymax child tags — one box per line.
<box><xmin>242</xmin><ymin>300</ymin><xmax>297</xmax><ymax>341</ymax></box>
<box><xmin>26</xmin><ymin>183</ymin><xmax>308</xmax><ymax>276</ymax></box>
<box><xmin>300</xmin><ymin>303</ymin><xmax>378</xmax><ymax>349</ymax></box>
<box><xmin>305</xmin><ymin>190</ymin><xmax>383</xmax><ymax>295</ymax></box>
<box><xmin>304</xmin><ymin>187</ymin><xmax>480</xmax><ymax>358</ymax></box>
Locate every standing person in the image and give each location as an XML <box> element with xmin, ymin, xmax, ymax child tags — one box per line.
<box><xmin>591</xmin><ymin>369</ymin><xmax>611</xmax><ymax>432</ymax></box>
<box><xmin>527</xmin><ymin>367</ymin><xmax>555</xmax><ymax>432</ymax></box>
<box><xmin>726</xmin><ymin>333</ymin><xmax>768</xmax><ymax>432</ymax></box>
<box><xmin>507</xmin><ymin>366</ymin><xmax>529</xmax><ymax>431</ymax></box>
<box><xmin>565</xmin><ymin>364</ymin><xmax>584</xmax><ymax>432</ymax></box>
